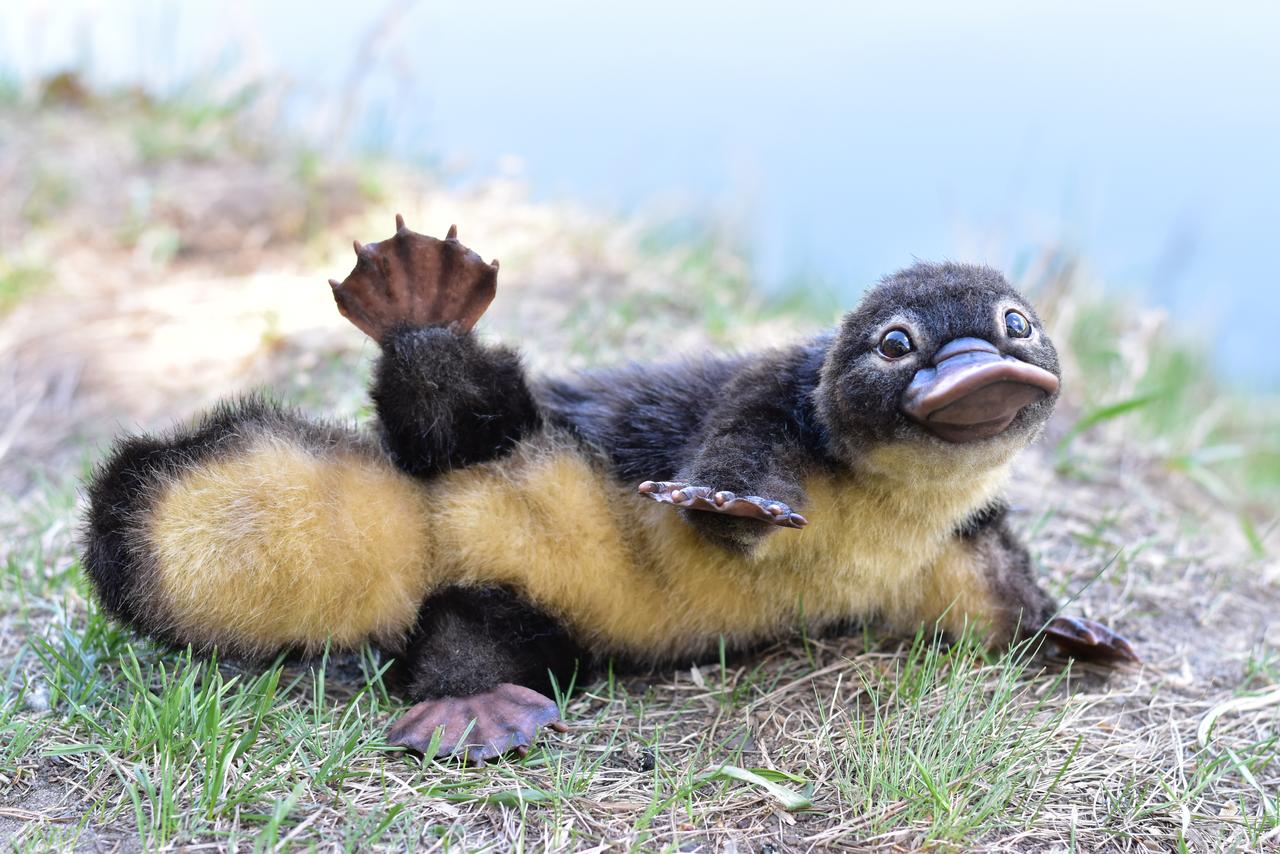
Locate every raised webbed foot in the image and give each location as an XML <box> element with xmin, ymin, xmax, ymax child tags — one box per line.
<box><xmin>387</xmin><ymin>682</ymin><xmax>568</xmax><ymax>765</ymax></box>
<box><xmin>1041</xmin><ymin>615</ymin><xmax>1140</xmax><ymax>664</ymax></box>
<box><xmin>637</xmin><ymin>481</ymin><xmax>809</xmax><ymax>529</ymax></box>
<box><xmin>328</xmin><ymin>215</ymin><xmax>499</xmax><ymax>343</ymax></box>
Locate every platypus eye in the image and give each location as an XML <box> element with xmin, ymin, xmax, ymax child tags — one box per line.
<box><xmin>877</xmin><ymin>328</ymin><xmax>913</xmax><ymax>359</ymax></box>
<box><xmin>1005</xmin><ymin>310</ymin><xmax>1031</xmax><ymax>338</ymax></box>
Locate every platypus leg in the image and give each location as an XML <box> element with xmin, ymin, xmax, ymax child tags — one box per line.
<box><xmin>637</xmin><ymin>481</ymin><xmax>809</xmax><ymax>529</ymax></box>
<box><xmin>328</xmin><ymin>215</ymin><xmax>499</xmax><ymax>342</ymax></box>
<box><xmin>907</xmin><ymin>504</ymin><xmax>1140</xmax><ymax>665</ymax></box>
<box><xmin>383</xmin><ymin>586</ymin><xmax>584</xmax><ymax>764</ymax></box>
<box><xmin>328</xmin><ymin>217</ymin><xmax>542</xmax><ymax>479</ymax></box>
<box><xmin>627</xmin><ymin>355</ymin><xmax>816</xmax><ymax>552</ymax></box>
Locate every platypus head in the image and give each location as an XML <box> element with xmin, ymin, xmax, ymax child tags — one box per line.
<box><xmin>817</xmin><ymin>262</ymin><xmax>1060</xmax><ymax>464</ymax></box>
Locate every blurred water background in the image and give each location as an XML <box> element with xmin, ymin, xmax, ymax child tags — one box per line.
<box><xmin>3</xmin><ymin>0</ymin><xmax>1276</xmax><ymax>387</ymax></box>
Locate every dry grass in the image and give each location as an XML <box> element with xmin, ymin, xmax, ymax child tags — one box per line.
<box><xmin>1</xmin><ymin>97</ymin><xmax>1278</xmax><ymax>852</ymax></box>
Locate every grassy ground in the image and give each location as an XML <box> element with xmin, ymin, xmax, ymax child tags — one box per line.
<box><xmin>1</xmin><ymin>91</ymin><xmax>1278</xmax><ymax>852</ymax></box>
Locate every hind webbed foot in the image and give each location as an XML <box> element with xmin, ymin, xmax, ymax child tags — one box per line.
<box><xmin>1042</xmin><ymin>615</ymin><xmax>1140</xmax><ymax>665</ymax></box>
<box><xmin>387</xmin><ymin>683</ymin><xmax>567</xmax><ymax>765</ymax></box>
<box><xmin>329</xmin><ymin>215</ymin><xmax>499</xmax><ymax>343</ymax></box>
<box><xmin>638</xmin><ymin>480</ymin><xmax>808</xmax><ymax>529</ymax></box>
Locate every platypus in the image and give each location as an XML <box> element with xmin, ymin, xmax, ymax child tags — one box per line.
<box><xmin>81</xmin><ymin>217</ymin><xmax>1137</xmax><ymax>762</ymax></box>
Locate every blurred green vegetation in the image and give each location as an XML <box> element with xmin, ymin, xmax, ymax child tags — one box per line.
<box><xmin>0</xmin><ymin>72</ymin><xmax>20</xmax><ymax>105</ymax></box>
<box><xmin>18</xmin><ymin>169</ymin><xmax>74</xmax><ymax>227</ymax></box>
<box><xmin>130</xmin><ymin>83</ymin><xmax>266</xmax><ymax>163</ymax></box>
<box><xmin>1059</xmin><ymin>292</ymin><xmax>1279</xmax><ymax>523</ymax></box>
<box><xmin>0</xmin><ymin>260</ymin><xmax>51</xmax><ymax>314</ymax></box>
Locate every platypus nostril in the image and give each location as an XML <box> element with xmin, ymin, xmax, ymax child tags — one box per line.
<box><xmin>931</xmin><ymin>337</ymin><xmax>999</xmax><ymax>365</ymax></box>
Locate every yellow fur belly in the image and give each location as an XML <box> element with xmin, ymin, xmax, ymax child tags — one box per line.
<box><xmin>147</xmin><ymin>429</ymin><xmax>1013</xmax><ymax>660</ymax></box>
<box><xmin>425</xmin><ymin>436</ymin><xmax>1015</xmax><ymax>658</ymax></box>
<box><xmin>147</xmin><ymin>436</ymin><xmax>434</xmax><ymax>656</ymax></box>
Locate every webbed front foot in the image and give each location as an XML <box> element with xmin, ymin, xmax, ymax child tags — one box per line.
<box><xmin>1042</xmin><ymin>615</ymin><xmax>1140</xmax><ymax>664</ymax></box>
<box><xmin>387</xmin><ymin>683</ymin><xmax>568</xmax><ymax>765</ymax></box>
<box><xmin>638</xmin><ymin>480</ymin><xmax>809</xmax><ymax>529</ymax></box>
<box><xmin>328</xmin><ymin>215</ymin><xmax>499</xmax><ymax>343</ymax></box>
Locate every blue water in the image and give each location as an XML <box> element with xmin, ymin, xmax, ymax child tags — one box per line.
<box><xmin>4</xmin><ymin>1</ymin><xmax>1278</xmax><ymax>386</ymax></box>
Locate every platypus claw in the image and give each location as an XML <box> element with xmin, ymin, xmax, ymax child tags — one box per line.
<box><xmin>1042</xmin><ymin>615</ymin><xmax>1140</xmax><ymax>664</ymax></box>
<box><xmin>387</xmin><ymin>683</ymin><xmax>566</xmax><ymax>764</ymax></box>
<box><xmin>329</xmin><ymin>215</ymin><xmax>498</xmax><ymax>343</ymax></box>
<box><xmin>638</xmin><ymin>481</ymin><xmax>808</xmax><ymax>529</ymax></box>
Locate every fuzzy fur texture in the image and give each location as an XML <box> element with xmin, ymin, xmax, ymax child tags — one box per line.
<box><xmin>390</xmin><ymin>585</ymin><xmax>583</xmax><ymax>699</ymax></box>
<box><xmin>92</xmin><ymin>417</ymin><xmax>1021</xmax><ymax>663</ymax></box>
<box><xmin>81</xmin><ymin>397</ymin><xmax>401</xmax><ymax>657</ymax></box>
<box><xmin>81</xmin><ymin>261</ymin><xmax>1064</xmax><ymax>702</ymax></box>
<box><xmin>146</xmin><ymin>433</ymin><xmax>433</xmax><ymax>657</ymax></box>
<box><xmin>373</xmin><ymin>324</ymin><xmax>541</xmax><ymax>477</ymax></box>
<box><xmin>540</xmin><ymin>340</ymin><xmax>836</xmax><ymax>553</ymax></box>
<box><xmin>424</xmin><ymin>431</ymin><xmax>1020</xmax><ymax>658</ymax></box>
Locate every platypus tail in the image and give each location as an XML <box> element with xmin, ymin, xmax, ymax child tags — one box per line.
<box><xmin>80</xmin><ymin>396</ymin><xmax>434</xmax><ymax>660</ymax></box>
